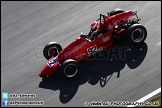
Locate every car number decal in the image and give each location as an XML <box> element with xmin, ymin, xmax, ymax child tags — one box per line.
<box><xmin>47</xmin><ymin>56</ymin><xmax>58</xmax><ymax>67</ymax></box>
<box><xmin>87</xmin><ymin>45</ymin><xmax>97</xmax><ymax>56</ymax></box>
<box><xmin>48</xmin><ymin>59</ymin><xmax>56</xmax><ymax>67</ymax></box>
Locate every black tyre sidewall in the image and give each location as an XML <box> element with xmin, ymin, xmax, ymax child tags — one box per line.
<box><xmin>60</xmin><ymin>59</ymin><xmax>79</xmax><ymax>78</ymax></box>
<box><xmin>126</xmin><ymin>24</ymin><xmax>147</xmax><ymax>45</ymax></box>
<box><xmin>110</xmin><ymin>8</ymin><xmax>125</xmax><ymax>16</ymax></box>
<box><xmin>43</xmin><ymin>42</ymin><xmax>62</xmax><ymax>60</ymax></box>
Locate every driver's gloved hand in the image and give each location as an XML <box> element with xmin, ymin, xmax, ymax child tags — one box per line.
<box><xmin>102</xmin><ymin>15</ymin><xmax>107</xmax><ymax>18</ymax></box>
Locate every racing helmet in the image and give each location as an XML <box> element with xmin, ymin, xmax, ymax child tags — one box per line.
<box><xmin>91</xmin><ymin>21</ymin><xmax>98</xmax><ymax>31</ymax></box>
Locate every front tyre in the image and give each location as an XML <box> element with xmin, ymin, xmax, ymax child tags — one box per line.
<box><xmin>126</xmin><ymin>24</ymin><xmax>147</xmax><ymax>45</ymax></box>
<box><xmin>43</xmin><ymin>42</ymin><xmax>62</xmax><ymax>60</ymax></box>
<box><xmin>60</xmin><ymin>59</ymin><xmax>79</xmax><ymax>78</ymax></box>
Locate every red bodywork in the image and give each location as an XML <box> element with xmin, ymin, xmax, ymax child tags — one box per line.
<box><xmin>40</xmin><ymin>10</ymin><xmax>134</xmax><ymax>77</ymax></box>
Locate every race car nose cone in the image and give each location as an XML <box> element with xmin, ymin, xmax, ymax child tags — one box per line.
<box><xmin>39</xmin><ymin>71</ymin><xmax>45</xmax><ymax>77</ymax></box>
<box><xmin>39</xmin><ymin>61</ymin><xmax>59</xmax><ymax>77</ymax></box>
<box><xmin>39</xmin><ymin>72</ymin><xmax>43</xmax><ymax>77</ymax></box>
<box><xmin>39</xmin><ymin>64</ymin><xmax>50</xmax><ymax>77</ymax></box>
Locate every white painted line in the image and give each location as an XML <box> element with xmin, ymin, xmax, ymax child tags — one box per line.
<box><xmin>156</xmin><ymin>41</ymin><xmax>161</xmax><ymax>46</ymax></box>
<box><xmin>127</xmin><ymin>87</ymin><xmax>161</xmax><ymax>107</ymax></box>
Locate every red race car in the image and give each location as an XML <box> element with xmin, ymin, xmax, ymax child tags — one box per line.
<box><xmin>39</xmin><ymin>8</ymin><xmax>147</xmax><ymax>78</ymax></box>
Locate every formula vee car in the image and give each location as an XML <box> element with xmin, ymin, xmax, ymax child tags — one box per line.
<box><xmin>39</xmin><ymin>8</ymin><xmax>147</xmax><ymax>78</ymax></box>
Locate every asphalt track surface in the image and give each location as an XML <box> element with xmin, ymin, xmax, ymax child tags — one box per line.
<box><xmin>1</xmin><ymin>1</ymin><xmax>161</xmax><ymax>107</ymax></box>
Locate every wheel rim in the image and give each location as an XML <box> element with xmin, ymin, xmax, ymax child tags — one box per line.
<box><xmin>64</xmin><ymin>64</ymin><xmax>78</xmax><ymax>78</ymax></box>
<box><xmin>131</xmin><ymin>28</ymin><xmax>145</xmax><ymax>42</ymax></box>
<box><xmin>48</xmin><ymin>47</ymin><xmax>57</xmax><ymax>58</ymax></box>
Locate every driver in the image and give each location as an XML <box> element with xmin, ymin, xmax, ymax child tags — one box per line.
<box><xmin>89</xmin><ymin>18</ymin><xmax>109</xmax><ymax>41</ymax></box>
<box><xmin>90</xmin><ymin>21</ymin><xmax>102</xmax><ymax>40</ymax></box>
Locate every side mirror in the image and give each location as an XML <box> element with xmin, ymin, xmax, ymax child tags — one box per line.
<box><xmin>107</xmin><ymin>12</ymin><xmax>110</xmax><ymax>17</ymax></box>
<box><xmin>132</xmin><ymin>10</ymin><xmax>137</xmax><ymax>15</ymax></box>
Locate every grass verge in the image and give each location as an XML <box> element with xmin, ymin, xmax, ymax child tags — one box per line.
<box><xmin>147</xmin><ymin>93</ymin><xmax>161</xmax><ymax>107</ymax></box>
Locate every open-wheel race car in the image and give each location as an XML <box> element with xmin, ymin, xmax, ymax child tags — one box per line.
<box><xmin>39</xmin><ymin>8</ymin><xmax>147</xmax><ymax>78</ymax></box>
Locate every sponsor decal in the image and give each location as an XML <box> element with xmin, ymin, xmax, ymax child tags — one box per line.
<box><xmin>109</xmin><ymin>25</ymin><xmax>113</xmax><ymax>29</ymax></box>
<box><xmin>76</xmin><ymin>52</ymin><xmax>86</xmax><ymax>59</ymax></box>
<box><xmin>102</xmin><ymin>36</ymin><xmax>110</xmax><ymax>42</ymax></box>
<box><xmin>64</xmin><ymin>41</ymin><xmax>87</xmax><ymax>57</ymax></box>
<box><xmin>97</xmin><ymin>47</ymin><xmax>103</xmax><ymax>52</ymax></box>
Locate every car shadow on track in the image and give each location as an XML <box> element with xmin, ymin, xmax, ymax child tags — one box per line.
<box><xmin>39</xmin><ymin>38</ymin><xmax>148</xmax><ymax>104</ymax></box>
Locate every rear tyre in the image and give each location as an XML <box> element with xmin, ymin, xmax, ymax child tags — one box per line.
<box><xmin>126</xmin><ymin>24</ymin><xmax>147</xmax><ymax>45</ymax></box>
<box><xmin>43</xmin><ymin>42</ymin><xmax>62</xmax><ymax>60</ymax></box>
<box><xmin>60</xmin><ymin>59</ymin><xmax>79</xmax><ymax>78</ymax></box>
<box><xmin>110</xmin><ymin>8</ymin><xmax>125</xmax><ymax>16</ymax></box>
